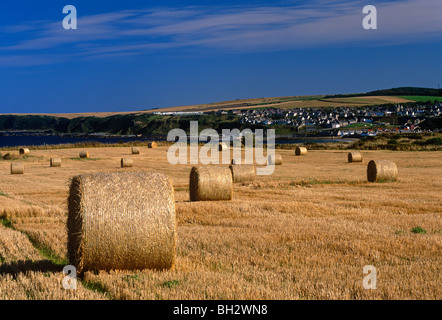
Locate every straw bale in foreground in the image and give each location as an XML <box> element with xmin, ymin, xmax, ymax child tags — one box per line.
<box><xmin>67</xmin><ymin>171</ymin><xmax>176</xmax><ymax>275</ymax></box>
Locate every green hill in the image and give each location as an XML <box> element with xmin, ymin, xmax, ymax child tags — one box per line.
<box><xmin>0</xmin><ymin>113</ymin><xmax>255</xmax><ymax>136</ymax></box>
<box><xmin>367</xmin><ymin>87</ymin><xmax>441</xmax><ymax>96</ymax></box>
<box><xmin>324</xmin><ymin>87</ymin><xmax>442</xmax><ymax>99</ymax></box>
<box><xmin>1</xmin><ymin>87</ymin><xmax>440</xmax><ymax>135</ymax></box>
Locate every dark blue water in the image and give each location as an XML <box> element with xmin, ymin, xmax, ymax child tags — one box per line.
<box><xmin>275</xmin><ymin>138</ymin><xmax>356</xmax><ymax>144</ymax></box>
<box><xmin>0</xmin><ymin>134</ymin><xmax>356</xmax><ymax>148</ymax></box>
<box><xmin>0</xmin><ymin>135</ymin><xmax>151</xmax><ymax>148</ymax></box>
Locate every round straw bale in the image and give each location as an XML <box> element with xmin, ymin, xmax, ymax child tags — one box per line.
<box><xmin>268</xmin><ymin>154</ymin><xmax>282</xmax><ymax>165</ymax></box>
<box><xmin>219</xmin><ymin>142</ymin><xmax>228</xmax><ymax>151</ymax></box>
<box><xmin>131</xmin><ymin>147</ymin><xmax>140</xmax><ymax>154</ymax></box>
<box><xmin>295</xmin><ymin>146</ymin><xmax>307</xmax><ymax>156</ymax></box>
<box><xmin>229</xmin><ymin>164</ymin><xmax>256</xmax><ymax>183</ymax></box>
<box><xmin>50</xmin><ymin>158</ymin><xmax>62</xmax><ymax>167</ymax></box>
<box><xmin>19</xmin><ymin>148</ymin><xmax>30</xmax><ymax>155</ymax></box>
<box><xmin>79</xmin><ymin>151</ymin><xmax>89</xmax><ymax>158</ymax></box>
<box><xmin>148</xmin><ymin>142</ymin><xmax>157</xmax><ymax>148</ymax></box>
<box><xmin>11</xmin><ymin>163</ymin><xmax>24</xmax><ymax>174</ymax></box>
<box><xmin>189</xmin><ymin>166</ymin><xmax>233</xmax><ymax>201</ymax></box>
<box><xmin>121</xmin><ymin>158</ymin><xmax>134</xmax><ymax>168</ymax></box>
<box><xmin>231</xmin><ymin>158</ymin><xmax>243</xmax><ymax>165</ymax></box>
<box><xmin>367</xmin><ymin>160</ymin><xmax>398</xmax><ymax>182</ymax></box>
<box><xmin>348</xmin><ymin>151</ymin><xmax>363</xmax><ymax>163</ymax></box>
<box><xmin>67</xmin><ymin>171</ymin><xmax>176</xmax><ymax>275</ymax></box>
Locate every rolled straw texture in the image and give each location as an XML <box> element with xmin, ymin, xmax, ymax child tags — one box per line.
<box><xmin>121</xmin><ymin>158</ymin><xmax>134</xmax><ymax>168</ymax></box>
<box><xmin>229</xmin><ymin>164</ymin><xmax>256</xmax><ymax>183</ymax></box>
<box><xmin>11</xmin><ymin>163</ymin><xmax>24</xmax><ymax>174</ymax></box>
<box><xmin>79</xmin><ymin>151</ymin><xmax>89</xmax><ymax>158</ymax></box>
<box><xmin>50</xmin><ymin>158</ymin><xmax>62</xmax><ymax>167</ymax></box>
<box><xmin>67</xmin><ymin>171</ymin><xmax>176</xmax><ymax>275</ymax></box>
<box><xmin>231</xmin><ymin>158</ymin><xmax>243</xmax><ymax>165</ymax></box>
<box><xmin>367</xmin><ymin>160</ymin><xmax>398</xmax><ymax>182</ymax></box>
<box><xmin>219</xmin><ymin>142</ymin><xmax>228</xmax><ymax>151</ymax></box>
<box><xmin>295</xmin><ymin>147</ymin><xmax>307</xmax><ymax>156</ymax></box>
<box><xmin>189</xmin><ymin>166</ymin><xmax>233</xmax><ymax>201</ymax></box>
<box><xmin>19</xmin><ymin>148</ymin><xmax>30</xmax><ymax>155</ymax></box>
<box><xmin>348</xmin><ymin>151</ymin><xmax>363</xmax><ymax>163</ymax></box>
<box><xmin>268</xmin><ymin>154</ymin><xmax>282</xmax><ymax>165</ymax></box>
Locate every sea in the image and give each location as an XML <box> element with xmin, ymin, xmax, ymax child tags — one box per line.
<box><xmin>0</xmin><ymin>133</ymin><xmax>356</xmax><ymax>148</ymax></box>
<box><xmin>0</xmin><ymin>133</ymin><xmax>151</xmax><ymax>148</ymax></box>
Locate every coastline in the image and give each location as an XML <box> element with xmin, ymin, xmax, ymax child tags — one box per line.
<box><xmin>0</xmin><ymin>131</ymin><xmax>359</xmax><ymax>149</ymax></box>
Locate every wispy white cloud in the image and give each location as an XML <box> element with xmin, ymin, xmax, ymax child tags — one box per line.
<box><xmin>0</xmin><ymin>0</ymin><xmax>441</xmax><ymax>66</ymax></box>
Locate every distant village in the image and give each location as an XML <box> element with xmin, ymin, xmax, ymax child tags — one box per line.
<box><xmin>154</xmin><ymin>103</ymin><xmax>441</xmax><ymax>137</ymax></box>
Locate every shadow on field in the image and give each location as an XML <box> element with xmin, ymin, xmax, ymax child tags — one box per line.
<box><xmin>0</xmin><ymin>259</ymin><xmax>62</xmax><ymax>278</ymax></box>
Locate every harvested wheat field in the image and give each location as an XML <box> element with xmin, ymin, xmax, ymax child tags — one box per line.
<box><xmin>0</xmin><ymin>145</ymin><xmax>440</xmax><ymax>300</ymax></box>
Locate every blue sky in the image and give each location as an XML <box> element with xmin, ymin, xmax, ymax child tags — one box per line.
<box><xmin>0</xmin><ymin>0</ymin><xmax>441</xmax><ymax>113</ymax></box>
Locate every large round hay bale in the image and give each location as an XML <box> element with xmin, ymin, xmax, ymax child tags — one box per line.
<box><xmin>148</xmin><ymin>142</ymin><xmax>157</xmax><ymax>148</ymax></box>
<box><xmin>79</xmin><ymin>151</ymin><xmax>89</xmax><ymax>158</ymax></box>
<box><xmin>189</xmin><ymin>166</ymin><xmax>233</xmax><ymax>201</ymax></box>
<box><xmin>121</xmin><ymin>158</ymin><xmax>134</xmax><ymax>168</ymax></box>
<box><xmin>367</xmin><ymin>160</ymin><xmax>398</xmax><ymax>182</ymax></box>
<box><xmin>268</xmin><ymin>154</ymin><xmax>282</xmax><ymax>165</ymax></box>
<box><xmin>229</xmin><ymin>164</ymin><xmax>256</xmax><ymax>183</ymax></box>
<box><xmin>348</xmin><ymin>151</ymin><xmax>363</xmax><ymax>163</ymax></box>
<box><xmin>19</xmin><ymin>148</ymin><xmax>30</xmax><ymax>155</ymax></box>
<box><xmin>10</xmin><ymin>163</ymin><xmax>24</xmax><ymax>174</ymax></box>
<box><xmin>295</xmin><ymin>146</ymin><xmax>307</xmax><ymax>156</ymax></box>
<box><xmin>67</xmin><ymin>171</ymin><xmax>176</xmax><ymax>275</ymax></box>
<box><xmin>131</xmin><ymin>147</ymin><xmax>140</xmax><ymax>155</ymax></box>
<box><xmin>50</xmin><ymin>158</ymin><xmax>62</xmax><ymax>167</ymax></box>
<box><xmin>219</xmin><ymin>142</ymin><xmax>228</xmax><ymax>151</ymax></box>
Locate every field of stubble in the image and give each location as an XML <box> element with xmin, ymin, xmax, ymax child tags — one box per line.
<box><xmin>0</xmin><ymin>145</ymin><xmax>440</xmax><ymax>300</ymax></box>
